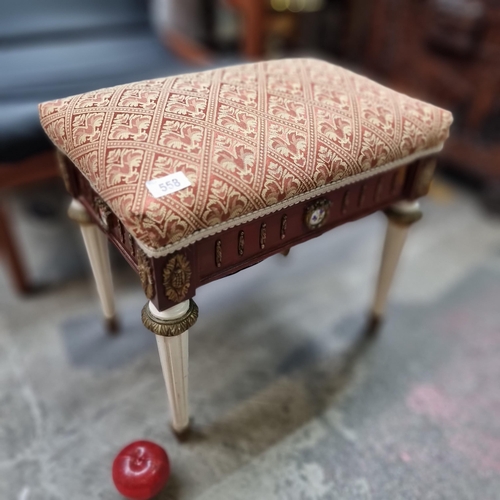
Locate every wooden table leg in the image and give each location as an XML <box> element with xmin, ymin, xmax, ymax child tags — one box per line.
<box><xmin>0</xmin><ymin>199</ymin><xmax>30</xmax><ymax>294</ymax></box>
<box><xmin>368</xmin><ymin>200</ymin><xmax>422</xmax><ymax>334</ymax></box>
<box><xmin>141</xmin><ymin>299</ymin><xmax>199</xmax><ymax>439</ymax></box>
<box><xmin>68</xmin><ymin>199</ymin><xmax>118</xmax><ymax>334</ymax></box>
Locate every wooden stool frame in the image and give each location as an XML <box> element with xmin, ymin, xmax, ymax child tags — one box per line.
<box><xmin>62</xmin><ymin>151</ymin><xmax>434</xmax><ymax>437</ymax></box>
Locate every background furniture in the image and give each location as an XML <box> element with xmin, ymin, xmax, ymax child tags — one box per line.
<box><xmin>39</xmin><ymin>58</ymin><xmax>451</xmax><ymax>437</ymax></box>
<box><xmin>221</xmin><ymin>0</ymin><xmax>347</xmax><ymax>58</ymax></box>
<box><xmin>362</xmin><ymin>0</ymin><xmax>500</xmax><ymax>205</ymax></box>
<box><xmin>0</xmin><ymin>0</ymin><xmax>262</xmax><ymax>294</ymax></box>
<box><xmin>223</xmin><ymin>0</ymin><xmax>500</xmax><ymax>208</ymax></box>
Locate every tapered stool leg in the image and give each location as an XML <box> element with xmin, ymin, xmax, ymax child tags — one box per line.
<box><xmin>141</xmin><ymin>299</ymin><xmax>199</xmax><ymax>439</ymax></box>
<box><xmin>68</xmin><ymin>200</ymin><xmax>118</xmax><ymax>334</ymax></box>
<box><xmin>368</xmin><ymin>200</ymin><xmax>422</xmax><ymax>334</ymax></box>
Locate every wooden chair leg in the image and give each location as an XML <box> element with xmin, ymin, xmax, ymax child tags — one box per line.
<box><xmin>368</xmin><ymin>200</ymin><xmax>422</xmax><ymax>334</ymax></box>
<box><xmin>68</xmin><ymin>199</ymin><xmax>118</xmax><ymax>334</ymax></box>
<box><xmin>141</xmin><ymin>299</ymin><xmax>199</xmax><ymax>439</ymax></box>
<box><xmin>0</xmin><ymin>200</ymin><xmax>30</xmax><ymax>294</ymax></box>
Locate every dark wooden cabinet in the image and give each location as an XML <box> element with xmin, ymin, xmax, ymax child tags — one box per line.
<box><xmin>358</xmin><ymin>0</ymin><xmax>500</xmax><ymax>198</ymax></box>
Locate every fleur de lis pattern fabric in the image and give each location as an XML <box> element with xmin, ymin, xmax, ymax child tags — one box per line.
<box><xmin>39</xmin><ymin>58</ymin><xmax>452</xmax><ymax>257</ymax></box>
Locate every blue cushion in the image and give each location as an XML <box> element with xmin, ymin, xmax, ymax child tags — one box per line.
<box><xmin>0</xmin><ymin>30</ymin><xmax>195</xmax><ymax>162</ymax></box>
<box><xmin>0</xmin><ymin>0</ymin><xmax>149</xmax><ymax>43</ymax></box>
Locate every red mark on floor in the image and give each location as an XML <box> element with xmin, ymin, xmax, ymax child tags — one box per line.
<box><xmin>406</xmin><ymin>384</ymin><xmax>457</xmax><ymax>421</ymax></box>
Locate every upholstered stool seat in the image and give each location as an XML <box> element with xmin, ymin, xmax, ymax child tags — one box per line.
<box><xmin>39</xmin><ymin>58</ymin><xmax>452</xmax><ymax>437</ymax></box>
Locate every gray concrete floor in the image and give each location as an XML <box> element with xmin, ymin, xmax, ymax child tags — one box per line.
<box><xmin>1</xmin><ymin>178</ymin><xmax>500</xmax><ymax>499</ymax></box>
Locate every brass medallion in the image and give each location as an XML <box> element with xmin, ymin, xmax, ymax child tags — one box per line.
<box><xmin>128</xmin><ymin>233</ymin><xmax>136</xmax><ymax>257</ymax></box>
<box><xmin>280</xmin><ymin>215</ymin><xmax>287</xmax><ymax>240</ymax></box>
<box><xmin>137</xmin><ymin>249</ymin><xmax>155</xmax><ymax>300</ymax></box>
<box><xmin>117</xmin><ymin>220</ymin><xmax>126</xmax><ymax>245</ymax></box>
<box><xmin>238</xmin><ymin>231</ymin><xmax>245</xmax><ymax>256</ymax></box>
<box><xmin>163</xmin><ymin>254</ymin><xmax>192</xmax><ymax>302</ymax></box>
<box><xmin>215</xmin><ymin>240</ymin><xmax>222</xmax><ymax>268</ymax></box>
<box><xmin>305</xmin><ymin>198</ymin><xmax>331</xmax><ymax>230</ymax></box>
<box><xmin>260</xmin><ymin>223</ymin><xmax>267</xmax><ymax>249</ymax></box>
<box><xmin>94</xmin><ymin>196</ymin><xmax>111</xmax><ymax>231</ymax></box>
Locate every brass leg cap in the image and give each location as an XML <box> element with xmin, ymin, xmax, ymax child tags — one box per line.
<box><xmin>105</xmin><ymin>316</ymin><xmax>120</xmax><ymax>336</ymax></box>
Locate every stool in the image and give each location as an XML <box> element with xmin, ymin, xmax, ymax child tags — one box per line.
<box><xmin>39</xmin><ymin>58</ymin><xmax>452</xmax><ymax>437</ymax></box>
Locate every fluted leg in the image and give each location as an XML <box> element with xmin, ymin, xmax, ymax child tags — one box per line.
<box><xmin>141</xmin><ymin>300</ymin><xmax>199</xmax><ymax>439</ymax></box>
<box><xmin>68</xmin><ymin>200</ymin><xmax>118</xmax><ymax>334</ymax></box>
<box><xmin>368</xmin><ymin>200</ymin><xmax>422</xmax><ymax>334</ymax></box>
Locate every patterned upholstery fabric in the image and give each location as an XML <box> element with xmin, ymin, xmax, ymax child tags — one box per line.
<box><xmin>39</xmin><ymin>58</ymin><xmax>452</xmax><ymax>257</ymax></box>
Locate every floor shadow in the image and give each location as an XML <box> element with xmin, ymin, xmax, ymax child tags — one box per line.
<box><xmin>180</xmin><ymin>300</ymin><xmax>378</xmax><ymax>458</ymax></box>
<box><xmin>156</xmin><ymin>472</ymin><xmax>183</xmax><ymax>500</ymax></box>
<box><xmin>60</xmin><ymin>305</ymin><xmax>155</xmax><ymax>370</ymax></box>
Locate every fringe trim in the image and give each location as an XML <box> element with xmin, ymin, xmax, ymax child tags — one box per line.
<box><xmin>137</xmin><ymin>144</ymin><xmax>443</xmax><ymax>258</ymax></box>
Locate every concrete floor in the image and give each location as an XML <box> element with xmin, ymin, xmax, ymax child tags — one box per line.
<box><xmin>1</xmin><ymin>178</ymin><xmax>500</xmax><ymax>499</ymax></box>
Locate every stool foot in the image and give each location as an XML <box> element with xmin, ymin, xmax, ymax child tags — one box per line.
<box><xmin>142</xmin><ymin>300</ymin><xmax>199</xmax><ymax>439</ymax></box>
<box><xmin>365</xmin><ymin>313</ymin><xmax>383</xmax><ymax>336</ymax></box>
<box><xmin>104</xmin><ymin>315</ymin><xmax>120</xmax><ymax>335</ymax></box>
<box><xmin>370</xmin><ymin>201</ymin><xmax>422</xmax><ymax>321</ymax></box>
<box><xmin>171</xmin><ymin>420</ymin><xmax>192</xmax><ymax>442</ymax></box>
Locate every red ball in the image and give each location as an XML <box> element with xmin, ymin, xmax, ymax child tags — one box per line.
<box><xmin>112</xmin><ymin>441</ymin><xmax>170</xmax><ymax>500</ymax></box>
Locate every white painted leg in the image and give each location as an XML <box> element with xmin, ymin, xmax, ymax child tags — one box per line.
<box><xmin>372</xmin><ymin>222</ymin><xmax>410</xmax><ymax>319</ymax></box>
<box><xmin>369</xmin><ymin>201</ymin><xmax>422</xmax><ymax>333</ymax></box>
<box><xmin>68</xmin><ymin>200</ymin><xmax>118</xmax><ymax>334</ymax></box>
<box><xmin>157</xmin><ymin>330</ymin><xmax>189</xmax><ymax>433</ymax></box>
<box><xmin>141</xmin><ymin>300</ymin><xmax>199</xmax><ymax>439</ymax></box>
